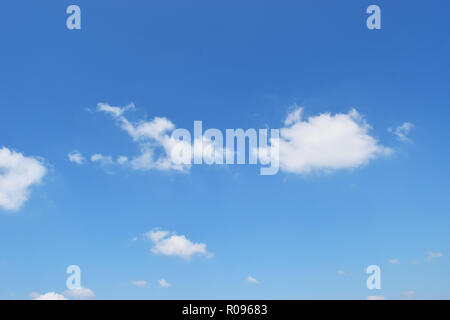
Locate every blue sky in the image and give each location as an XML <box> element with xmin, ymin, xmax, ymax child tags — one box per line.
<box><xmin>0</xmin><ymin>0</ymin><xmax>450</xmax><ymax>299</ymax></box>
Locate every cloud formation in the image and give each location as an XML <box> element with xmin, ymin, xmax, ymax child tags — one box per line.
<box><xmin>276</xmin><ymin>108</ymin><xmax>391</xmax><ymax>174</ymax></box>
<box><xmin>68</xmin><ymin>151</ymin><xmax>84</xmax><ymax>164</ymax></box>
<box><xmin>389</xmin><ymin>122</ymin><xmax>414</xmax><ymax>142</ymax></box>
<box><xmin>158</xmin><ymin>279</ymin><xmax>171</xmax><ymax>287</ymax></box>
<box><xmin>0</xmin><ymin>147</ymin><xmax>46</xmax><ymax>211</ymax></box>
<box><xmin>97</xmin><ymin>102</ymin><xmax>188</xmax><ymax>172</ymax></box>
<box><xmin>427</xmin><ymin>251</ymin><xmax>443</xmax><ymax>261</ymax></box>
<box><xmin>145</xmin><ymin>228</ymin><xmax>212</xmax><ymax>260</ymax></box>
<box><xmin>131</xmin><ymin>280</ymin><xmax>147</xmax><ymax>287</ymax></box>
<box><xmin>247</xmin><ymin>276</ymin><xmax>259</xmax><ymax>284</ymax></box>
<box><xmin>388</xmin><ymin>259</ymin><xmax>400</xmax><ymax>264</ymax></box>
<box><xmin>33</xmin><ymin>292</ymin><xmax>68</xmax><ymax>300</ymax></box>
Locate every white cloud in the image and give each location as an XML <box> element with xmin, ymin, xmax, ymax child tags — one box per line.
<box><xmin>68</xmin><ymin>151</ymin><xmax>84</xmax><ymax>164</ymax></box>
<box><xmin>389</xmin><ymin>122</ymin><xmax>414</xmax><ymax>142</ymax></box>
<box><xmin>336</xmin><ymin>270</ymin><xmax>346</xmax><ymax>276</ymax></box>
<box><xmin>388</xmin><ymin>259</ymin><xmax>400</xmax><ymax>264</ymax></box>
<box><xmin>158</xmin><ymin>279</ymin><xmax>171</xmax><ymax>288</ymax></box>
<box><xmin>403</xmin><ymin>290</ymin><xmax>416</xmax><ymax>299</ymax></box>
<box><xmin>90</xmin><ymin>153</ymin><xmax>113</xmax><ymax>165</ymax></box>
<box><xmin>145</xmin><ymin>228</ymin><xmax>212</xmax><ymax>260</ymax></box>
<box><xmin>33</xmin><ymin>292</ymin><xmax>68</xmax><ymax>300</ymax></box>
<box><xmin>131</xmin><ymin>280</ymin><xmax>147</xmax><ymax>287</ymax></box>
<box><xmin>97</xmin><ymin>102</ymin><xmax>188</xmax><ymax>172</ymax></box>
<box><xmin>366</xmin><ymin>295</ymin><xmax>385</xmax><ymax>300</ymax></box>
<box><xmin>117</xmin><ymin>155</ymin><xmax>128</xmax><ymax>165</ymax></box>
<box><xmin>247</xmin><ymin>276</ymin><xmax>259</xmax><ymax>284</ymax></box>
<box><xmin>427</xmin><ymin>251</ymin><xmax>443</xmax><ymax>261</ymax></box>
<box><xmin>64</xmin><ymin>287</ymin><xmax>95</xmax><ymax>299</ymax></box>
<box><xmin>0</xmin><ymin>147</ymin><xmax>46</xmax><ymax>211</ymax></box>
<box><xmin>276</xmin><ymin>108</ymin><xmax>391</xmax><ymax>174</ymax></box>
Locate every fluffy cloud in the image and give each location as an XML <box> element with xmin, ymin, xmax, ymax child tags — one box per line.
<box><xmin>68</xmin><ymin>151</ymin><xmax>84</xmax><ymax>164</ymax></box>
<box><xmin>0</xmin><ymin>147</ymin><xmax>46</xmax><ymax>211</ymax></box>
<box><xmin>97</xmin><ymin>102</ymin><xmax>188</xmax><ymax>172</ymax></box>
<box><xmin>276</xmin><ymin>108</ymin><xmax>391</xmax><ymax>174</ymax></box>
<box><xmin>336</xmin><ymin>270</ymin><xmax>346</xmax><ymax>276</ymax></box>
<box><xmin>247</xmin><ymin>276</ymin><xmax>259</xmax><ymax>284</ymax></box>
<box><xmin>427</xmin><ymin>251</ymin><xmax>443</xmax><ymax>261</ymax></box>
<box><xmin>388</xmin><ymin>258</ymin><xmax>400</xmax><ymax>264</ymax></box>
<box><xmin>33</xmin><ymin>292</ymin><xmax>68</xmax><ymax>300</ymax></box>
<box><xmin>145</xmin><ymin>228</ymin><xmax>212</xmax><ymax>260</ymax></box>
<box><xmin>131</xmin><ymin>280</ymin><xmax>147</xmax><ymax>287</ymax></box>
<box><xmin>366</xmin><ymin>295</ymin><xmax>385</xmax><ymax>300</ymax></box>
<box><xmin>158</xmin><ymin>279</ymin><xmax>171</xmax><ymax>288</ymax></box>
<box><xmin>389</xmin><ymin>122</ymin><xmax>414</xmax><ymax>142</ymax></box>
<box><xmin>63</xmin><ymin>287</ymin><xmax>95</xmax><ymax>299</ymax></box>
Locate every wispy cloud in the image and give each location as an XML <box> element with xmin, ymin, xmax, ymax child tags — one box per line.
<box><xmin>63</xmin><ymin>287</ymin><xmax>95</xmax><ymax>299</ymax></box>
<box><xmin>158</xmin><ymin>279</ymin><xmax>171</xmax><ymax>288</ymax></box>
<box><xmin>389</xmin><ymin>122</ymin><xmax>414</xmax><ymax>143</ymax></box>
<box><xmin>388</xmin><ymin>258</ymin><xmax>400</xmax><ymax>264</ymax></box>
<box><xmin>427</xmin><ymin>251</ymin><xmax>443</xmax><ymax>261</ymax></box>
<box><xmin>247</xmin><ymin>276</ymin><xmax>259</xmax><ymax>284</ymax></box>
<box><xmin>131</xmin><ymin>280</ymin><xmax>147</xmax><ymax>287</ymax></box>
<box><xmin>68</xmin><ymin>151</ymin><xmax>84</xmax><ymax>164</ymax></box>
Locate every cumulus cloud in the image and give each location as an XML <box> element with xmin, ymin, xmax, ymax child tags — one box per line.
<box><xmin>388</xmin><ymin>259</ymin><xmax>400</xmax><ymax>264</ymax></box>
<box><xmin>33</xmin><ymin>292</ymin><xmax>68</xmax><ymax>300</ymax></box>
<box><xmin>389</xmin><ymin>122</ymin><xmax>414</xmax><ymax>142</ymax></box>
<box><xmin>336</xmin><ymin>270</ymin><xmax>346</xmax><ymax>276</ymax></box>
<box><xmin>131</xmin><ymin>280</ymin><xmax>147</xmax><ymax>287</ymax></box>
<box><xmin>97</xmin><ymin>102</ymin><xmax>188</xmax><ymax>172</ymax></box>
<box><xmin>366</xmin><ymin>295</ymin><xmax>385</xmax><ymax>300</ymax></box>
<box><xmin>427</xmin><ymin>251</ymin><xmax>443</xmax><ymax>261</ymax></box>
<box><xmin>0</xmin><ymin>147</ymin><xmax>46</xmax><ymax>211</ymax></box>
<box><xmin>276</xmin><ymin>108</ymin><xmax>391</xmax><ymax>174</ymax></box>
<box><xmin>68</xmin><ymin>151</ymin><xmax>84</xmax><ymax>164</ymax></box>
<box><xmin>145</xmin><ymin>228</ymin><xmax>212</xmax><ymax>260</ymax></box>
<box><xmin>247</xmin><ymin>276</ymin><xmax>259</xmax><ymax>284</ymax></box>
<box><xmin>63</xmin><ymin>287</ymin><xmax>95</xmax><ymax>299</ymax></box>
<box><xmin>158</xmin><ymin>279</ymin><xmax>171</xmax><ymax>287</ymax></box>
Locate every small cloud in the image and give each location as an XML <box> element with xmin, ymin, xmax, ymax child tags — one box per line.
<box><xmin>117</xmin><ymin>156</ymin><xmax>128</xmax><ymax>165</ymax></box>
<box><xmin>389</xmin><ymin>122</ymin><xmax>414</xmax><ymax>143</ymax></box>
<box><xmin>403</xmin><ymin>290</ymin><xmax>416</xmax><ymax>299</ymax></box>
<box><xmin>411</xmin><ymin>260</ymin><xmax>420</xmax><ymax>265</ymax></box>
<box><xmin>90</xmin><ymin>153</ymin><xmax>113</xmax><ymax>165</ymax></box>
<box><xmin>33</xmin><ymin>292</ymin><xmax>68</xmax><ymax>300</ymax></box>
<box><xmin>63</xmin><ymin>287</ymin><xmax>95</xmax><ymax>299</ymax></box>
<box><xmin>388</xmin><ymin>259</ymin><xmax>400</xmax><ymax>264</ymax></box>
<box><xmin>131</xmin><ymin>280</ymin><xmax>147</xmax><ymax>287</ymax></box>
<box><xmin>247</xmin><ymin>276</ymin><xmax>259</xmax><ymax>284</ymax></box>
<box><xmin>158</xmin><ymin>279</ymin><xmax>171</xmax><ymax>288</ymax></box>
<box><xmin>145</xmin><ymin>228</ymin><xmax>212</xmax><ymax>260</ymax></box>
<box><xmin>336</xmin><ymin>270</ymin><xmax>346</xmax><ymax>276</ymax></box>
<box><xmin>427</xmin><ymin>251</ymin><xmax>443</xmax><ymax>261</ymax></box>
<box><xmin>68</xmin><ymin>151</ymin><xmax>84</xmax><ymax>164</ymax></box>
<box><xmin>0</xmin><ymin>147</ymin><xmax>47</xmax><ymax>212</ymax></box>
<box><xmin>366</xmin><ymin>295</ymin><xmax>385</xmax><ymax>300</ymax></box>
